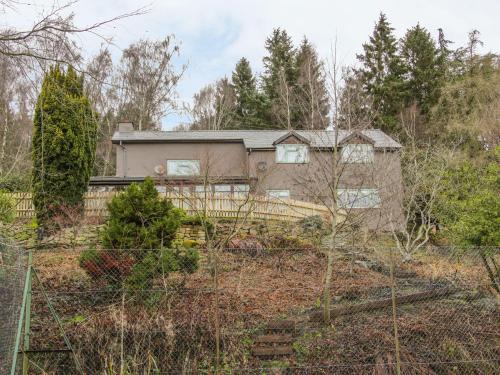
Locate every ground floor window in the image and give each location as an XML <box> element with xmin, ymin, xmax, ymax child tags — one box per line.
<box><xmin>337</xmin><ymin>188</ymin><xmax>380</xmax><ymax>208</ymax></box>
<box><xmin>214</xmin><ymin>185</ymin><xmax>232</xmax><ymax>193</ymax></box>
<box><xmin>234</xmin><ymin>184</ymin><xmax>250</xmax><ymax>196</ymax></box>
<box><xmin>160</xmin><ymin>183</ymin><xmax>251</xmax><ymax>196</ymax></box>
<box><xmin>266</xmin><ymin>190</ymin><xmax>290</xmax><ymax>199</ymax></box>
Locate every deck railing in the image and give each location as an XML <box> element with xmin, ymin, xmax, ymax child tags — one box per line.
<box><xmin>10</xmin><ymin>192</ymin><xmax>341</xmax><ymax>222</ymax></box>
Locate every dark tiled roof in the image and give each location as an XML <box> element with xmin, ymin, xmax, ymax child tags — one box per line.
<box><xmin>112</xmin><ymin>129</ymin><xmax>402</xmax><ymax>149</ymax></box>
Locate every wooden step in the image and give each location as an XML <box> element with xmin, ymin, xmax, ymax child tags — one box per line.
<box><xmin>254</xmin><ymin>334</ymin><xmax>294</xmax><ymax>344</ymax></box>
<box><xmin>266</xmin><ymin>320</ymin><xmax>295</xmax><ymax>332</ymax></box>
<box><xmin>252</xmin><ymin>345</ymin><xmax>294</xmax><ymax>357</ymax></box>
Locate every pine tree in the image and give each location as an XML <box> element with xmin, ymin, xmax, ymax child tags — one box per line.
<box><xmin>295</xmin><ymin>38</ymin><xmax>330</xmax><ymax>129</ymax></box>
<box><xmin>32</xmin><ymin>65</ymin><xmax>98</xmax><ymax>226</ymax></box>
<box><xmin>356</xmin><ymin>13</ymin><xmax>406</xmax><ymax>134</ymax></box>
<box><xmin>230</xmin><ymin>57</ymin><xmax>267</xmax><ymax>129</ymax></box>
<box><xmin>400</xmin><ymin>24</ymin><xmax>443</xmax><ymax>115</ymax></box>
<box><xmin>261</xmin><ymin>28</ymin><xmax>299</xmax><ymax>128</ymax></box>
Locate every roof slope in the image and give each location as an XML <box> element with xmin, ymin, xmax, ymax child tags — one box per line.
<box><xmin>112</xmin><ymin>129</ymin><xmax>402</xmax><ymax>149</ymax></box>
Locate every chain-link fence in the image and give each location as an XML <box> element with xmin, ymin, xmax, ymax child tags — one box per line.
<box><xmin>0</xmin><ymin>237</ymin><xmax>26</xmax><ymax>375</ymax></box>
<box><xmin>6</xmin><ymin>243</ymin><xmax>500</xmax><ymax>374</ymax></box>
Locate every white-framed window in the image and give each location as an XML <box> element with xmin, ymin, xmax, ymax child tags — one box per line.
<box><xmin>337</xmin><ymin>188</ymin><xmax>381</xmax><ymax>208</ymax></box>
<box><xmin>266</xmin><ymin>190</ymin><xmax>290</xmax><ymax>199</ymax></box>
<box><xmin>166</xmin><ymin>160</ymin><xmax>200</xmax><ymax>176</ymax></box>
<box><xmin>276</xmin><ymin>144</ymin><xmax>309</xmax><ymax>163</ymax></box>
<box><xmin>341</xmin><ymin>144</ymin><xmax>374</xmax><ymax>163</ymax></box>
<box><xmin>195</xmin><ymin>185</ymin><xmax>209</xmax><ymax>194</ymax></box>
<box><xmin>182</xmin><ymin>186</ymin><xmax>191</xmax><ymax>196</ymax></box>
<box><xmin>234</xmin><ymin>184</ymin><xmax>250</xmax><ymax>193</ymax></box>
<box><xmin>214</xmin><ymin>185</ymin><xmax>231</xmax><ymax>194</ymax></box>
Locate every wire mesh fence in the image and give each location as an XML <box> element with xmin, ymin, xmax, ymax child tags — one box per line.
<box><xmin>0</xmin><ymin>236</ymin><xmax>26</xmax><ymax>375</ymax></box>
<box><xmin>6</xmin><ymin>243</ymin><xmax>500</xmax><ymax>374</ymax></box>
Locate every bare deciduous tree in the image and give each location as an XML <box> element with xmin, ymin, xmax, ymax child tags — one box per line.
<box><xmin>183</xmin><ymin>78</ymin><xmax>236</xmax><ymax>131</ymax></box>
<box><xmin>0</xmin><ymin>0</ymin><xmax>145</xmax><ymax>65</ymax></box>
<box><xmin>117</xmin><ymin>36</ymin><xmax>185</xmax><ymax>131</ymax></box>
<box><xmin>391</xmin><ymin>110</ymin><xmax>454</xmax><ymax>261</ymax></box>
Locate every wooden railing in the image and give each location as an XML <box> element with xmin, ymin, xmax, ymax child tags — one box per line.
<box><xmin>10</xmin><ymin>192</ymin><xmax>342</xmax><ymax>222</ymax></box>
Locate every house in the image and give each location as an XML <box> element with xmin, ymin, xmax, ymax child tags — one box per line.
<box><xmin>93</xmin><ymin>122</ymin><xmax>404</xmax><ymax>230</ymax></box>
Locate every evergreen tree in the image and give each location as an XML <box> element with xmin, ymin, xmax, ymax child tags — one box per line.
<box><xmin>32</xmin><ymin>65</ymin><xmax>97</xmax><ymax>226</ymax></box>
<box><xmin>230</xmin><ymin>57</ymin><xmax>267</xmax><ymax>128</ymax></box>
<box><xmin>295</xmin><ymin>38</ymin><xmax>330</xmax><ymax>129</ymax></box>
<box><xmin>436</xmin><ymin>28</ymin><xmax>453</xmax><ymax>80</ymax></box>
<box><xmin>356</xmin><ymin>13</ymin><xmax>406</xmax><ymax>134</ymax></box>
<box><xmin>400</xmin><ymin>24</ymin><xmax>443</xmax><ymax>115</ymax></box>
<box><xmin>261</xmin><ymin>28</ymin><xmax>299</xmax><ymax>128</ymax></box>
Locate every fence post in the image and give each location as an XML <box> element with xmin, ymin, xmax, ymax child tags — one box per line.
<box><xmin>390</xmin><ymin>247</ymin><xmax>401</xmax><ymax>375</ymax></box>
<box><xmin>10</xmin><ymin>254</ymin><xmax>32</xmax><ymax>375</ymax></box>
<box><xmin>21</xmin><ymin>249</ymin><xmax>33</xmax><ymax>375</ymax></box>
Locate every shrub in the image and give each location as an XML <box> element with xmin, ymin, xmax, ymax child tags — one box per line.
<box><xmin>265</xmin><ymin>234</ymin><xmax>314</xmax><ymax>252</ymax></box>
<box><xmin>298</xmin><ymin>215</ymin><xmax>324</xmax><ymax>233</ymax></box>
<box><xmin>101</xmin><ymin>177</ymin><xmax>185</xmax><ymax>250</ymax></box>
<box><xmin>32</xmin><ymin>65</ymin><xmax>97</xmax><ymax>225</ymax></box>
<box><xmin>80</xmin><ymin>178</ymin><xmax>199</xmax><ymax>290</ymax></box>
<box><xmin>0</xmin><ymin>174</ymin><xmax>30</xmax><ymax>192</ymax></box>
<box><xmin>0</xmin><ymin>190</ymin><xmax>15</xmax><ymax>224</ymax></box>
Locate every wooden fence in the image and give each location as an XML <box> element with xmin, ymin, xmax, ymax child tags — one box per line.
<box><xmin>10</xmin><ymin>192</ymin><xmax>341</xmax><ymax>223</ymax></box>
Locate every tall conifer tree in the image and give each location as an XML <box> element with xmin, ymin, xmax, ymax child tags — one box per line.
<box><xmin>32</xmin><ymin>65</ymin><xmax>97</xmax><ymax>226</ymax></box>
<box><xmin>400</xmin><ymin>24</ymin><xmax>443</xmax><ymax>115</ymax></box>
<box><xmin>357</xmin><ymin>13</ymin><xmax>405</xmax><ymax>134</ymax></box>
<box><xmin>231</xmin><ymin>57</ymin><xmax>267</xmax><ymax>128</ymax></box>
<box><xmin>295</xmin><ymin>38</ymin><xmax>330</xmax><ymax>129</ymax></box>
<box><xmin>261</xmin><ymin>28</ymin><xmax>299</xmax><ymax>128</ymax></box>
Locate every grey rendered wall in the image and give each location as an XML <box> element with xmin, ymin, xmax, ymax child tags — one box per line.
<box><xmin>116</xmin><ymin>142</ymin><xmax>248</xmax><ymax>178</ymax></box>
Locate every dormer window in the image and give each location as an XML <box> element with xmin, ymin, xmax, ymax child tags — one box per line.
<box><xmin>341</xmin><ymin>144</ymin><xmax>374</xmax><ymax>163</ymax></box>
<box><xmin>276</xmin><ymin>144</ymin><xmax>309</xmax><ymax>163</ymax></box>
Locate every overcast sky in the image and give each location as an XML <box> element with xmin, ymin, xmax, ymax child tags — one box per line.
<box><xmin>3</xmin><ymin>0</ymin><xmax>499</xmax><ymax>129</ymax></box>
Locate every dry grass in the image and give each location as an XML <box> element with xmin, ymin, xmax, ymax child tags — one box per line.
<box><xmin>26</xmin><ymin>242</ymin><xmax>499</xmax><ymax>374</ymax></box>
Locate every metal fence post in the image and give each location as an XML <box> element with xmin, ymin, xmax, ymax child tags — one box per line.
<box><xmin>22</xmin><ymin>250</ymin><xmax>33</xmax><ymax>375</ymax></box>
<box><xmin>390</xmin><ymin>247</ymin><xmax>401</xmax><ymax>375</ymax></box>
<box><xmin>10</xmin><ymin>255</ymin><xmax>32</xmax><ymax>375</ymax></box>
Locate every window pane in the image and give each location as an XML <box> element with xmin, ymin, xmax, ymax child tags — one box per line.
<box><xmin>267</xmin><ymin>190</ymin><xmax>290</xmax><ymax>199</ymax></box>
<box><xmin>214</xmin><ymin>185</ymin><xmax>231</xmax><ymax>193</ymax></box>
<box><xmin>167</xmin><ymin>160</ymin><xmax>200</xmax><ymax>176</ymax></box>
<box><xmin>337</xmin><ymin>189</ymin><xmax>380</xmax><ymax>208</ymax></box>
<box><xmin>234</xmin><ymin>184</ymin><xmax>250</xmax><ymax>192</ymax></box>
<box><xmin>195</xmin><ymin>185</ymin><xmax>208</xmax><ymax>193</ymax></box>
<box><xmin>276</xmin><ymin>144</ymin><xmax>309</xmax><ymax>163</ymax></box>
<box><xmin>341</xmin><ymin>144</ymin><xmax>374</xmax><ymax>163</ymax></box>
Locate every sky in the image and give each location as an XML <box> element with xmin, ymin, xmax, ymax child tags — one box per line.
<box><xmin>3</xmin><ymin>0</ymin><xmax>499</xmax><ymax>129</ymax></box>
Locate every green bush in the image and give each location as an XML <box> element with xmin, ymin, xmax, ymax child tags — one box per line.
<box><xmin>80</xmin><ymin>178</ymin><xmax>199</xmax><ymax>291</ymax></box>
<box><xmin>101</xmin><ymin>177</ymin><xmax>185</xmax><ymax>249</ymax></box>
<box><xmin>31</xmin><ymin>65</ymin><xmax>97</xmax><ymax>226</ymax></box>
<box><xmin>298</xmin><ymin>215</ymin><xmax>324</xmax><ymax>233</ymax></box>
<box><xmin>0</xmin><ymin>174</ymin><xmax>30</xmax><ymax>192</ymax></box>
<box><xmin>0</xmin><ymin>191</ymin><xmax>15</xmax><ymax>224</ymax></box>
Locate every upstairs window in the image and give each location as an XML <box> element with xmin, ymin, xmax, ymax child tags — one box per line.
<box><xmin>276</xmin><ymin>144</ymin><xmax>309</xmax><ymax>163</ymax></box>
<box><xmin>337</xmin><ymin>189</ymin><xmax>381</xmax><ymax>208</ymax></box>
<box><xmin>341</xmin><ymin>144</ymin><xmax>374</xmax><ymax>163</ymax></box>
<box><xmin>167</xmin><ymin>160</ymin><xmax>200</xmax><ymax>176</ymax></box>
